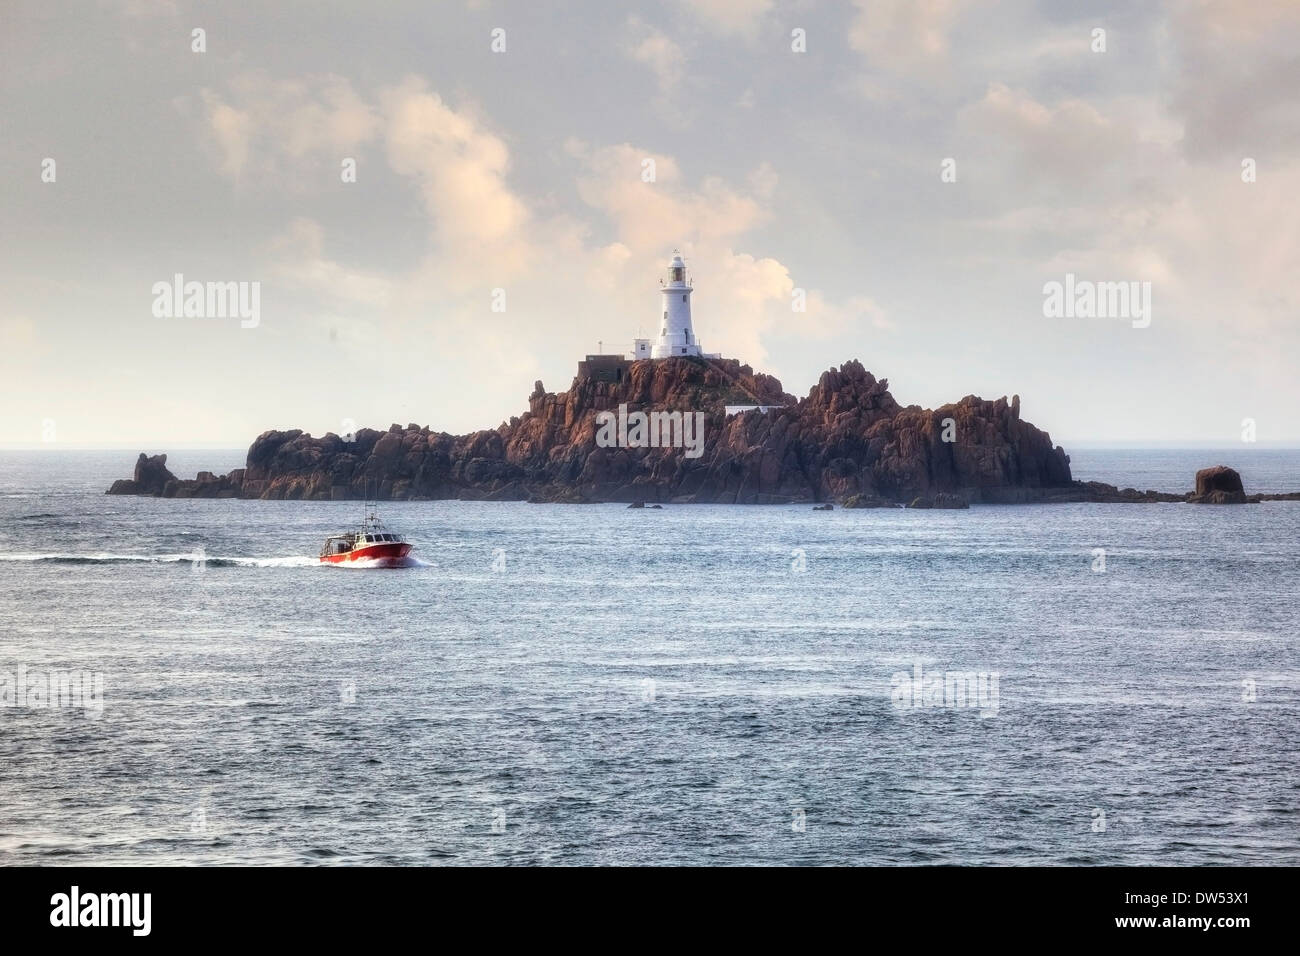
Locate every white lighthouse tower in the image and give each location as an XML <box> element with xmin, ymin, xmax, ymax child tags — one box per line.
<box><xmin>649</xmin><ymin>251</ymin><xmax>702</xmax><ymax>359</ymax></box>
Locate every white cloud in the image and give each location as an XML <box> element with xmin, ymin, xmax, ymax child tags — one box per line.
<box><xmin>569</xmin><ymin>141</ymin><xmax>767</xmax><ymax>251</ymax></box>
<box><xmin>957</xmin><ymin>82</ymin><xmax>1138</xmax><ymax>187</ymax></box>
<box><xmin>188</xmin><ymin>72</ymin><xmax>893</xmax><ymax>403</ymax></box>
<box><xmin>564</xmin><ymin>142</ymin><xmax>871</xmax><ymax>365</ymax></box>
<box><xmin>679</xmin><ymin>0</ymin><xmax>773</xmax><ymax>39</ymax></box>
<box><xmin>849</xmin><ymin>0</ymin><xmax>968</xmax><ymax>72</ymax></box>
<box><xmin>200</xmin><ymin>72</ymin><xmax>380</xmax><ymax>182</ymax></box>
<box><xmin>204</xmin><ymin>99</ymin><xmax>252</xmax><ymax>177</ymax></box>
<box><xmin>626</xmin><ymin>16</ymin><xmax>686</xmax><ymax>94</ymax></box>
<box><xmin>379</xmin><ymin>76</ymin><xmax>533</xmax><ymax>283</ymax></box>
<box><xmin>266</xmin><ymin>218</ymin><xmax>394</xmax><ymax>308</ymax></box>
<box><xmin>1167</xmin><ymin>0</ymin><xmax>1300</xmax><ymax>159</ymax></box>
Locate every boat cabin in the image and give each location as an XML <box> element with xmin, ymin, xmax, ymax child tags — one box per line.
<box><xmin>319</xmin><ymin>530</ymin><xmax>405</xmax><ymax>557</ymax></box>
<box><xmin>321</xmin><ymin>534</ymin><xmax>356</xmax><ymax>557</ymax></box>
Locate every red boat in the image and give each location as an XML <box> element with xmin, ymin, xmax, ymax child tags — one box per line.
<box><xmin>319</xmin><ymin>500</ymin><xmax>413</xmax><ymax>567</ymax></box>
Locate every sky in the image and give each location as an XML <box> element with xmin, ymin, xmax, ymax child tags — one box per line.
<box><xmin>2</xmin><ymin>0</ymin><xmax>1298</xmax><ymax>448</ymax></box>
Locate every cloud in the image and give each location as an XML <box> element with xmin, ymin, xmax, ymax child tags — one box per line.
<box><xmin>1166</xmin><ymin>0</ymin><xmax>1300</xmax><ymax>160</ymax></box>
<box><xmin>849</xmin><ymin>0</ymin><xmax>968</xmax><ymax>73</ymax></box>
<box><xmin>196</xmin><ymin>71</ymin><xmax>537</xmax><ymax>289</ymax></box>
<box><xmin>204</xmin><ymin>99</ymin><xmax>252</xmax><ymax>177</ymax></box>
<box><xmin>626</xmin><ymin>16</ymin><xmax>686</xmax><ymax>94</ymax></box>
<box><xmin>569</xmin><ymin>141</ymin><xmax>767</xmax><ymax>252</ymax></box>
<box><xmin>957</xmin><ymin>83</ymin><xmax>1138</xmax><ymax>187</ymax></box>
<box><xmin>199</xmin><ymin>72</ymin><xmax>380</xmax><ymax>182</ymax></box>
<box><xmin>564</xmin><ymin>142</ymin><xmax>870</xmax><ymax>365</ymax></box>
<box><xmin>679</xmin><ymin>0</ymin><xmax>773</xmax><ymax>39</ymax></box>
<box><xmin>947</xmin><ymin>72</ymin><xmax>1300</xmax><ymax>342</ymax></box>
<box><xmin>266</xmin><ymin>218</ymin><xmax>394</xmax><ymax>308</ymax></box>
<box><xmin>379</xmin><ymin>77</ymin><xmax>533</xmax><ymax>282</ymax></box>
<box><xmin>188</xmin><ymin>72</ymin><xmax>880</xmax><ymax>381</ymax></box>
<box><xmin>748</xmin><ymin>162</ymin><xmax>777</xmax><ymax>199</ymax></box>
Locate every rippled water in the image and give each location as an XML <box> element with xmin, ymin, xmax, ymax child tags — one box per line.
<box><xmin>1</xmin><ymin>450</ymin><xmax>1297</xmax><ymax>865</ymax></box>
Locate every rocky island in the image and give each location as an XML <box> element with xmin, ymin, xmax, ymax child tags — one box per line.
<box><xmin>105</xmin><ymin>356</ymin><xmax>1297</xmax><ymax>506</ymax></box>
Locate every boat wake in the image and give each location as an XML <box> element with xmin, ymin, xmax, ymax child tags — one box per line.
<box><xmin>326</xmin><ymin>555</ymin><xmax>430</xmax><ymax>569</ymax></box>
<box><xmin>0</xmin><ymin>553</ymin><xmax>320</xmax><ymax>568</ymax></box>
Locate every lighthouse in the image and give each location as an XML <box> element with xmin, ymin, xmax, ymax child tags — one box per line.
<box><xmin>582</xmin><ymin>251</ymin><xmax>725</xmax><ymax>380</ymax></box>
<box><xmin>648</xmin><ymin>251</ymin><xmax>702</xmax><ymax>359</ymax></box>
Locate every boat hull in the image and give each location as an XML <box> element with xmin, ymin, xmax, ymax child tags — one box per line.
<box><xmin>319</xmin><ymin>542</ymin><xmax>412</xmax><ymax>567</ymax></box>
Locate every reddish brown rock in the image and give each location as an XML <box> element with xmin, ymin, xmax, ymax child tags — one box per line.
<box><xmin>1189</xmin><ymin>465</ymin><xmax>1247</xmax><ymax>503</ymax></box>
<box><xmin>107</xmin><ymin>356</ymin><xmax>1077</xmax><ymax>504</ymax></box>
<box><xmin>107</xmin><ymin>453</ymin><xmax>176</xmax><ymax>496</ymax></box>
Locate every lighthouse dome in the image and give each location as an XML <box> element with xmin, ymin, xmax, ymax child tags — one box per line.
<box><xmin>665</xmin><ymin>252</ymin><xmax>689</xmax><ymax>287</ymax></box>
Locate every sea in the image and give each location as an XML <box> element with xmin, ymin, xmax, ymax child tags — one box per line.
<box><xmin>1</xmin><ymin>447</ymin><xmax>1297</xmax><ymax>865</ymax></box>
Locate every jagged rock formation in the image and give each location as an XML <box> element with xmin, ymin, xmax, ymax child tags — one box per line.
<box><xmin>106</xmin><ymin>453</ymin><xmax>178</xmax><ymax>497</ymax></box>
<box><xmin>1189</xmin><ymin>465</ymin><xmax>1248</xmax><ymax>504</ymax></box>
<box><xmin>104</xmin><ymin>356</ymin><xmax>1297</xmax><ymax>506</ymax></box>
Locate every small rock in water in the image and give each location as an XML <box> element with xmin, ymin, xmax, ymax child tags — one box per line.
<box><xmin>840</xmin><ymin>494</ymin><xmax>897</xmax><ymax>509</ymax></box>
<box><xmin>1188</xmin><ymin>465</ymin><xmax>1248</xmax><ymax>504</ymax></box>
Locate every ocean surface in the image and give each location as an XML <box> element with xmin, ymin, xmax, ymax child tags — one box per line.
<box><xmin>1</xmin><ymin>448</ymin><xmax>1297</xmax><ymax>866</ymax></box>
